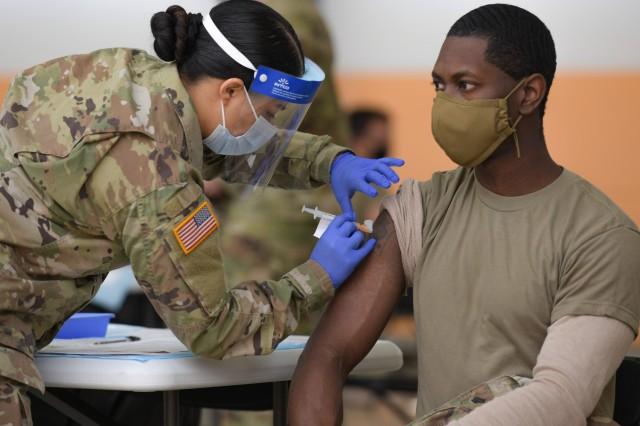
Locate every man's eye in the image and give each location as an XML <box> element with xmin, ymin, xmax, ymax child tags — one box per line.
<box><xmin>458</xmin><ymin>81</ymin><xmax>476</xmax><ymax>91</ymax></box>
<box><xmin>432</xmin><ymin>81</ymin><xmax>444</xmax><ymax>91</ymax></box>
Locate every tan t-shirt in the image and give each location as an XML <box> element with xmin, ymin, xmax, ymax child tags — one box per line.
<box><xmin>382</xmin><ymin>168</ymin><xmax>640</xmax><ymax>417</ymax></box>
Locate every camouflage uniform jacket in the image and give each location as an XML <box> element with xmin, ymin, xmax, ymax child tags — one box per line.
<box><xmin>0</xmin><ymin>48</ymin><xmax>345</xmax><ymax>392</ymax></box>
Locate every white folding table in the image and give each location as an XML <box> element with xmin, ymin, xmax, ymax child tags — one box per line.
<box><xmin>34</xmin><ymin>325</ymin><xmax>403</xmax><ymax>426</ymax></box>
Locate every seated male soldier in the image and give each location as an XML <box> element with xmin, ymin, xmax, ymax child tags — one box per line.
<box><xmin>288</xmin><ymin>4</ymin><xmax>640</xmax><ymax>426</ymax></box>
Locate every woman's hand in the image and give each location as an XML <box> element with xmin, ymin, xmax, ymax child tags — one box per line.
<box><xmin>310</xmin><ymin>214</ymin><xmax>376</xmax><ymax>288</ymax></box>
<box><xmin>330</xmin><ymin>153</ymin><xmax>405</xmax><ymax>217</ymax></box>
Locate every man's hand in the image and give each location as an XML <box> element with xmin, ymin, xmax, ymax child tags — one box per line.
<box><xmin>288</xmin><ymin>211</ymin><xmax>406</xmax><ymax>425</ymax></box>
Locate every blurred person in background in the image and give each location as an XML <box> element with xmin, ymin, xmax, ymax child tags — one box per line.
<box><xmin>349</xmin><ymin>109</ymin><xmax>391</xmax><ymax>160</ymax></box>
<box><xmin>348</xmin><ymin>108</ymin><xmax>394</xmax><ymax>221</ymax></box>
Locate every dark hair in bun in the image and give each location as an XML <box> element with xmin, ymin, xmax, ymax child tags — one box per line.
<box><xmin>150</xmin><ymin>5</ymin><xmax>200</xmax><ymax>63</ymax></box>
<box><xmin>150</xmin><ymin>0</ymin><xmax>305</xmax><ymax>87</ymax></box>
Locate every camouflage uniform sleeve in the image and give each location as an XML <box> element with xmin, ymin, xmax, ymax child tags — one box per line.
<box><xmin>109</xmin><ymin>171</ymin><xmax>334</xmax><ymax>359</ymax></box>
<box><xmin>202</xmin><ymin>132</ymin><xmax>349</xmax><ymax>189</ymax></box>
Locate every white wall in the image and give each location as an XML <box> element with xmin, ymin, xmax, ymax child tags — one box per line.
<box><xmin>1</xmin><ymin>0</ymin><xmax>639</xmax><ymax>74</ymax></box>
<box><xmin>0</xmin><ymin>0</ymin><xmax>217</xmax><ymax>73</ymax></box>
<box><xmin>317</xmin><ymin>0</ymin><xmax>640</xmax><ymax>72</ymax></box>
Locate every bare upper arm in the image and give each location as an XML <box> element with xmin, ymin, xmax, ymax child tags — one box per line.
<box><xmin>306</xmin><ymin>210</ymin><xmax>406</xmax><ymax>374</ymax></box>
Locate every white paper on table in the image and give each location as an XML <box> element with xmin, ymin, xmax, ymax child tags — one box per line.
<box><xmin>40</xmin><ymin>324</ymin><xmax>188</xmax><ymax>355</ymax></box>
<box><xmin>40</xmin><ymin>325</ymin><xmax>311</xmax><ymax>356</ymax></box>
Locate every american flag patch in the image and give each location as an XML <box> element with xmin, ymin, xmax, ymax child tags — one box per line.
<box><xmin>172</xmin><ymin>202</ymin><xmax>219</xmax><ymax>255</ymax></box>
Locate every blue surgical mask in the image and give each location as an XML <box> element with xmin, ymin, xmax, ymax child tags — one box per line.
<box><xmin>203</xmin><ymin>87</ymin><xmax>278</xmax><ymax>156</ymax></box>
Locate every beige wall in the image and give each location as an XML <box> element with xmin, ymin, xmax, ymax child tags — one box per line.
<box><xmin>336</xmin><ymin>72</ymin><xmax>640</xmax><ymax>224</ymax></box>
<box><xmin>0</xmin><ymin>79</ymin><xmax>8</xmax><ymax>104</ymax></box>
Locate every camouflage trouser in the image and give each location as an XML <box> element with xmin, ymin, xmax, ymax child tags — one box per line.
<box><xmin>0</xmin><ymin>243</ymin><xmax>101</xmax><ymax>425</ymax></box>
<box><xmin>0</xmin><ymin>378</ymin><xmax>31</xmax><ymax>426</ymax></box>
<box><xmin>408</xmin><ymin>376</ymin><xmax>523</xmax><ymax>426</ymax></box>
<box><xmin>409</xmin><ymin>376</ymin><xmax>621</xmax><ymax>426</ymax></box>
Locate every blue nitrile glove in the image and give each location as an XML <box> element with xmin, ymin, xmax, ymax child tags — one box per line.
<box><xmin>310</xmin><ymin>214</ymin><xmax>377</xmax><ymax>288</ymax></box>
<box><xmin>330</xmin><ymin>153</ymin><xmax>405</xmax><ymax>217</ymax></box>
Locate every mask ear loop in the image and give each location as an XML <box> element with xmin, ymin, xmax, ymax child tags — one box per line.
<box><xmin>219</xmin><ymin>85</ymin><xmax>258</xmax><ymax>131</ymax></box>
<box><xmin>240</xmin><ymin>86</ymin><xmax>265</xmax><ymax>171</ymax></box>
<box><xmin>506</xmin><ymin>78</ymin><xmax>527</xmax><ymax>98</ymax></box>
<box><xmin>242</xmin><ymin>85</ymin><xmax>259</xmax><ymax>120</ymax></box>
<box><xmin>511</xmin><ymin>115</ymin><xmax>523</xmax><ymax>159</ymax></box>
<box><xmin>506</xmin><ymin>79</ymin><xmax>527</xmax><ymax>159</ymax></box>
<box><xmin>220</xmin><ymin>101</ymin><xmax>226</xmax><ymax>129</ymax></box>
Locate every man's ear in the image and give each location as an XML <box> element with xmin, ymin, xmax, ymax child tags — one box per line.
<box><xmin>518</xmin><ymin>73</ymin><xmax>547</xmax><ymax>116</ymax></box>
<box><xmin>218</xmin><ymin>78</ymin><xmax>246</xmax><ymax>103</ymax></box>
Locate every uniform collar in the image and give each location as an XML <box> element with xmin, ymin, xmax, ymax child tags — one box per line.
<box><xmin>159</xmin><ymin>65</ymin><xmax>203</xmax><ymax>174</ymax></box>
<box><xmin>474</xmin><ymin>168</ymin><xmax>570</xmax><ymax>212</ymax></box>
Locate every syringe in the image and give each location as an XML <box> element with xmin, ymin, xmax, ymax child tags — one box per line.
<box><xmin>301</xmin><ymin>205</ymin><xmax>335</xmax><ymax>221</ymax></box>
<box><xmin>301</xmin><ymin>205</ymin><xmax>373</xmax><ymax>236</ymax></box>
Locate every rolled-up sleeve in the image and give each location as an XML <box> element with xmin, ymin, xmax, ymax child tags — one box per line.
<box><xmin>554</xmin><ymin>227</ymin><xmax>640</xmax><ymax>335</ymax></box>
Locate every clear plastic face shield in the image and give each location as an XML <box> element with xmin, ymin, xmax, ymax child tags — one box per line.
<box><xmin>201</xmin><ymin>13</ymin><xmax>325</xmax><ymax>188</ymax></box>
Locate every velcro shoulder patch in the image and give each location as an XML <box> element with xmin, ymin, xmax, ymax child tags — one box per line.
<box><xmin>172</xmin><ymin>201</ymin><xmax>219</xmax><ymax>255</ymax></box>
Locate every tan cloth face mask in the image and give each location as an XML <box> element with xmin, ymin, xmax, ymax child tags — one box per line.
<box><xmin>431</xmin><ymin>79</ymin><xmax>526</xmax><ymax>168</ymax></box>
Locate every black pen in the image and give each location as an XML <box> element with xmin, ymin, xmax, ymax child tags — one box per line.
<box><xmin>94</xmin><ymin>336</ymin><xmax>141</xmax><ymax>345</ymax></box>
